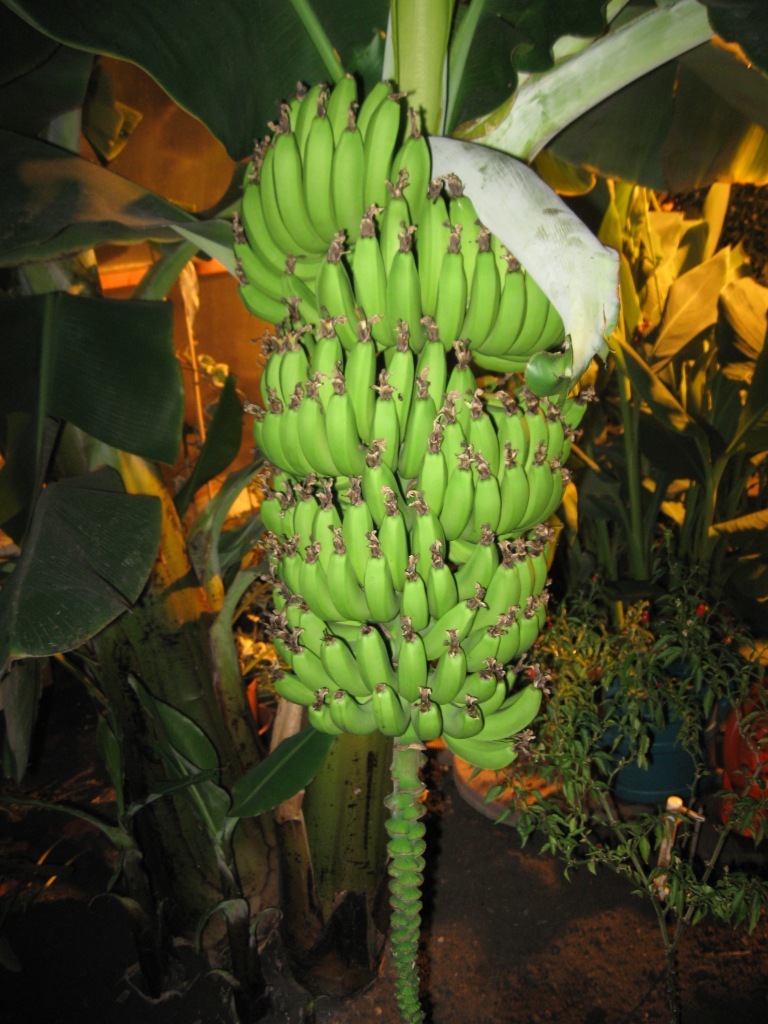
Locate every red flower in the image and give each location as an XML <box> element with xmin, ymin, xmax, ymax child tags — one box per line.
<box><xmin>695</xmin><ymin>603</ymin><xmax>708</xmax><ymax>617</ymax></box>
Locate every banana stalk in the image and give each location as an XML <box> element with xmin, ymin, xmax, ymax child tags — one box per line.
<box><xmin>386</xmin><ymin>741</ymin><xmax>428</xmax><ymax>1024</ymax></box>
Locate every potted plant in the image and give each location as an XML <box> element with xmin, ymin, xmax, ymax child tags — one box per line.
<box><xmin>502</xmin><ymin>565</ymin><xmax>768</xmax><ymax>1024</ymax></box>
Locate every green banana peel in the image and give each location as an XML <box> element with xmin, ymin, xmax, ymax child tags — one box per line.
<box><xmin>430</xmin><ymin>135</ymin><xmax>620</xmax><ymax>384</ymax></box>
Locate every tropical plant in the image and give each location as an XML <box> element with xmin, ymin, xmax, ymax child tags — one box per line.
<box><xmin>557</xmin><ymin>179</ymin><xmax>768</xmax><ymax>631</ymax></box>
<box><xmin>1</xmin><ymin>2</ymin><xmax>768</xmax><ymax>1022</ymax></box>
<box><xmin>505</xmin><ymin>555</ymin><xmax>768</xmax><ymax>1024</ymax></box>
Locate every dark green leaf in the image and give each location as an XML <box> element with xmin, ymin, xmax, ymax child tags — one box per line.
<box><xmin>549</xmin><ymin>59</ymin><xmax>676</xmax><ymax>190</ymax></box>
<box><xmin>730</xmin><ymin>329</ymin><xmax>768</xmax><ymax>453</ymax></box>
<box><xmin>0</xmin><ymin>7</ymin><xmax>92</xmax><ymax>136</ymax></box>
<box><xmin>0</xmin><ymin>292</ymin><xmax>183</xmax><ymax>466</ymax></box>
<box><xmin>550</xmin><ymin>42</ymin><xmax>768</xmax><ymax>190</ymax></box>
<box><xmin>134</xmin><ymin>687</ymin><xmax>220</xmax><ymax>773</ymax></box>
<box><xmin>638</xmin><ymin>410</ymin><xmax>709</xmax><ymax>484</ymax></box>
<box><xmin>174</xmin><ymin>375</ymin><xmax>243</xmax><ymax>517</ymax></box>
<box><xmin>6</xmin><ymin>0</ymin><xmax>390</xmax><ymax>160</ymax></box>
<box><xmin>699</xmin><ymin>0</ymin><xmax>768</xmax><ymax>75</ymax></box>
<box><xmin>0</xmin><ymin>658</ymin><xmax>42</xmax><ymax>781</ymax></box>
<box><xmin>0</xmin><ymin>468</ymin><xmax>161</xmax><ymax>665</ymax></box>
<box><xmin>0</xmin><ymin>129</ymin><xmax>197</xmax><ymax>265</ymax></box>
<box><xmin>229</xmin><ymin>727</ymin><xmax>335</xmax><ymax>819</ymax></box>
<box><xmin>447</xmin><ymin>0</ymin><xmax>605</xmax><ymax>132</ymax></box>
<box><xmin>187</xmin><ymin>461</ymin><xmax>261</xmax><ymax>585</ymax></box>
<box><xmin>663</xmin><ymin>44</ymin><xmax>768</xmax><ymax>191</ymax></box>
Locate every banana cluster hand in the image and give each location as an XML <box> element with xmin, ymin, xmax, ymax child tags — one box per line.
<box><xmin>236</xmin><ymin>77</ymin><xmax>570</xmax><ymax>393</ymax></box>
<box><xmin>259</xmin><ymin>448</ymin><xmax>558</xmax><ymax>767</ymax></box>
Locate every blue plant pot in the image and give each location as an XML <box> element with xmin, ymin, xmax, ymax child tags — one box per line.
<box><xmin>611</xmin><ymin>716</ymin><xmax>698</xmax><ymax>804</ymax></box>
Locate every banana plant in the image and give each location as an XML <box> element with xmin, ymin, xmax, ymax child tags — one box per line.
<box><xmin>1</xmin><ymin>2</ymin><xmax>767</xmax><ymax>1022</ymax></box>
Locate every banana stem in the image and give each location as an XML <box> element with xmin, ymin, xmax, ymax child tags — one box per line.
<box><xmin>386</xmin><ymin>740</ymin><xmax>428</xmax><ymax>1024</ymax></box>
<box><xmin>288</xmin><ymin>0</ymin><xmax>346</xmax><ymax>83</ymax></box>
<box><xmin>391</xmin><ymin>0</ymin><xmax>454</xmax><ymax>134</ymax></box>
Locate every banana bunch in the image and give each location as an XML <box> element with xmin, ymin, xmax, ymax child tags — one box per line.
<box><xmin>244</xmin><ymin>78</ymin><xmax>602</xmax><ymax>773</ymax></box>
<box><xmin>259</xmin><ymin>441</ymin><xmax>557</xmax><ymax>767</ymax></box>
<box><xmin>235</xmin><ymin>76</ymin><xmax>571</xmax><ymax>395</ymax></box>
<box><xmin>252</xmin><ymin>321</ymin><xmax>593</xmax><ymax>539</ymax></box>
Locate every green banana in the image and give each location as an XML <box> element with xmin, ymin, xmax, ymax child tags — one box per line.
<box><xmin>341</xmin><ymin>476</ymin><xmax>375</xmax><ymax>585</ymax></box>
<box><xmin>406</xmin><ymin>490</ymin><xmax>446</xmax><ymax>584</ymax></box>
<box><xmin>320</xmin><ymin>632</ymin><xmax>370</xmax><ymax>699</ymax></box>
<box><xmin>416</xmin><ymin>426</ymin><xmax>448</xmax><ymax>517</ymax></box>
<box><xmin>330</xmin><ymin>105</ymin><xmax>366</xmax><ymax>244</ymax></box>
<box><xmin>455</xmin><ymin>525</ymin><xmax>500</xmax><ymax>601</ymax></box>
<box><xmin>397</xmin><ymin>369</ymin><xmax>438</xmax><ymax>481</ymax></box>
<box><xmin>361</xmin><ymin>440</ymin><xmax>404</xmax><ymax>525</ymax></box>
<box><xmin>363</xmin><ymin>91</ymin><xmax>404</xmax><ymax>210</ymax></box>
<box><xmin>422</xmin><ymin>590</ymin><xmax>486</xmax><ymax>661</ymax></box>
<box><xmin>357</xmin><ymin>623</ymin><xmax>397</xmax><ymax>692</ymax></box>
<box><xmin>371</xmin><ymin>370</ymin><xmax>401</xmax><ymax>471</ymax></box>
<box><xmin>329</xmin><ymin>688</ymin><xmax>378</xmax><ymax>734</ymax></box>
<box><xmin>411</xmin><ymin>688</ymin><xmax>444</xmax><ymax>742</ymax></box>
<box><xmin>444</xmin><ymin>173</ymin><xmax>483</xmax><ymax>293</ymax></box>
<box><xmin>416</xmin><ymin>325</ymin><xmax>448</xmax><ymax>421</ymax></box>
<box><xmin>396</xmin><ymin>617</ymin><xmax>429</xmax><ymax>702</ymax></box>
<box><xmin>297</xmin><ymin>376</ymin><xmax>339</xmax><ymax>477</ymax></box>
<box><xmin>325</xmin><ymin>368</ymin><xmax>366</xmax><ymax>476</ymax></box>
<box><xmin>434</xmin><ymin>225</ymin><xmax>468</xmax><ymax>350</ymax></box>
<box><xmin>416</xmin><ymin>180</ymin><xmax>451</xmax><ymax>318</ymax></box>
<box><xmin>385</xmin><ymin>325</ymin><xmax>416</xmax><ymax>434</ymax></box>
<box><xmin>479</xmin><ymin>683</ymin><xmax>542</xmax><ymax>741</ymax></box>
<box><xmin>364</xmin><ymin>529</ymin><xmax>401</xmax><ymax>623</ymax></box>
<box><xmin>473</xmin><ymin>251</ymin><xmax>526</xmax><ymax>361</ymax></box>
<box><xmin>273</xmin><ymin>669</ymin><xmax>317</xmax><ymax>707</ymax></box>
<box><xmin>459</xmin><ymin>227</ymin><xmax>500</xmax><ymax>348</ymax></box>
<box><xmin>441</xmin><ymin>697</ymin><xmax>484</xmax><ymax>740</ymax></box>
<box><xmin>271</xmin><ymin>105</ymin><xmax>327</xmax><ymax>254</ymax></box>
<box><xmin>357</xmin><ymin>79</ymin><xmax>392</xmax><ymax>139</ymax></box>
<box><xmin>386</xmin><ymin>227</ymin><xmax>423</xmax><ymax>349</ymax></box>
<box><xmin>439</xmin><ymin>446</ymin><xmax>476</xmax><ymax>540</ymax></box>
<box><xmin>326</xmin><ymin>526</ymin><xmax>371</xmax><ymax>622</ymax></box>
<box><xmin>379</xmin><ymin>487</ymin><xmax>409</xmax><ymax>586</ymax></box>
<box><xmin>325</xmin><ymin>73</ymin><xmax>358</xmax><ymax>143</ymax></box>
<box><xmin>311</xmin><ymin>479</ymin><xmax>342</xmax><ymax>569</ymax></box>
<box><xmin>349</xmin><ymin>206</ymin><xmax>389</xmax><ymax>344</ymax></box>
<box><xmin>460</xmin><ymin>657</ymin><xmax>506</xmax><ymax>703</ymax></box>
<box><xmin>400</xmin><ymin>556</ymin><xmax>430</xmax><ymax>633</ymax></box>
<box><xmin>298</xmin><ymin>541</ymin><xmax>345</xmax><ymax>621</ymax></box>
<box><xmin>308</xmin><ymin>688</ymin><xmax>345</xmax><ymax>735</ymax></box>
<box><xmin>466</xmin><ymin>389</ymin><xmax>500</xmax><ymax>478</ymax></box>
<box><xmin>428</xmin><ymin>629</ymin><xmax>468</xmax><ymax>704</ymax></box>
<box><xmin>390</xmin><ymin>108</ymin><xmax>431</xmax><ymax>226</ymax></box>
<box><xmin>378</xmin><ymin>169</ymin><xmax>413</xmax><ymax>274</ymax></box>
<box><xmin>315</xmin><ymin>233</ymin><xmax>360</xmax><ymax>350</ymax></box>
<box><xmin>294</xmin><ymin>82</ymin><xmax>326</xmax><ymax>155</ymax></box>
<box><xmin>371</xmin><ymin>682</ymin><xmax>411</xmax><ymax>737</ymax></box>
<box><xmin>345</xmin><ymin>320</ymin><xmax>378</xmax><ymax>444</ymax></box>
<box><xmin>426</xmin><ymin>540</ymin><xmax>459</xmax><ymax>621</ymax></box>
<box><xmin>442</xmin><ymin>732</ymin><xmax>517</xmax><ymax>771</ymax></box>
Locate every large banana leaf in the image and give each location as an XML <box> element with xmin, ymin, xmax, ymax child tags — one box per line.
<box><xmin>0</xmin><ymin>292</ymin><xmax>182</xmax><ymax>540</ymax></box>
<box><xmin>430</xmin><ymin>137</ymin><xmax>620</xmax><ymax>381</ymax></box>
<box><xmin>3</xmin><ymin>0</ymin><xmax>390</xmax><ymax>160</ymax></box>
<box><xmin>0</xmin><ymin>130</ymin><xmax>197</xmax><ymax>266</ymax></box>
<box><xmin>0</xmin><ymin>468</ymin><xmax>161</xmax><ymax>667</ymax></box>
<box><xmin>0</xmin><ymin>6</ymin><xmax>92</xmax><ymax>135</ymax></box>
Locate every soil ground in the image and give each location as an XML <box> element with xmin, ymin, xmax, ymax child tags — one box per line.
<box><xmin>2</xmin><ymin>676</ymin><xmax>768</xmax><ymax>1024</ymax></box>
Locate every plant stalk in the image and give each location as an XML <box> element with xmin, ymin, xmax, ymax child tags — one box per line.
<box><xmin>386</xmin><ymin>740</ymin><xmax>427</xmax><ymax>1024</ymax></box>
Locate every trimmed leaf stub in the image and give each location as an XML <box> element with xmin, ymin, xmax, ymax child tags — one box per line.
<box><xmin>430</xmin><ymin>136</ymin><xmax>620</xmax><ymax>383</ymax></box>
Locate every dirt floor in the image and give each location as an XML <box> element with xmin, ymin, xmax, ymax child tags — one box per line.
<box><xmin>2</xmin><ymin>677</ymin><xmax>768</xmax><ymax>1024</ymax></box>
